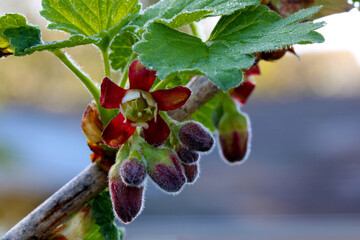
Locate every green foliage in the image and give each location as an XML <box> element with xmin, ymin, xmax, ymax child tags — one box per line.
<box><xmin>0</xmin><ymin>14</ymin><xmax>42</xmax><ymax>56</ymax></box>
<box><xmin>0</xmin><ymin>14</ymin><xmax>27</xmax><ymax>32</ymax></box>
<box><xmin>5</xmin><ymin>0</ymin><xmax>142</xmax><ymax>56</ymax></box>
<box><xmin>135</xmin><ymin>5</ymin><xmax>324</xmax><ymax>90</ymax></box>
<box><xmin>22</xmin><ymin>35</ymin><xmax>101</xmax><ymax>55</ymax></box>
<box><xmin>109</xmin><ymin>28</ymin><xmax>138</xmax><ymax>71</ymax></box>
<box><xmin>90</xmin><ymin>190</ymin><xmax>123</xmax><ymax>240</ymax></box>
<box><xmin>40</xmin><ymin>0</ymin><xmax>140</xmax><ymax>36</ymax></box>
<box><xmin>3</xmin><ymin>26</ymin><xmax>42</xmax><ymax>55</ymax></box>
<box><xmin>132</xmin><ymin>0</ymin><xmax>261</xmax><ymax>28</ymax></box>
<box><xmin>191</xmin><ymin>94</ymin><xmax>220</xmax><ymax>132</ymax></box>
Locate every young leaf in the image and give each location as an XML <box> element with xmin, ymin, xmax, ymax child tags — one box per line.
<box><xmin>0</xmin><ymin>14</ymin><xmax>42</xmax><ymax>56</ymax></box>
<box><xmin>0</xmin><ymin>14</ymin><xmax>27</xmax><ymax>32</ymax></box>
<box><xmin>3</xmin><ymin>26</ymin><xmax>42</xmax><ymax>56</ymax></box>
<box><xmin>41</xmin><ymin>0</ymin><xmax>141</xmax><ymax>37</ymax></box>
<box><xmin>134</xmin><ymin>5</ymin><xmax>325</xmax><ymax>90</ymax></box>
<box><xmin>91</xmin><ymin>190</ymin><xmax>122</xmax><ymax>240</ymax></box>
<box><xmin>132</xmin><ymin>0</ymin><xmax>261</xmax><ymax>28</ymax></box>
<box><xmin>109</xmin><ymin>29</ymin><xmax>138</xmax><ymax>71</ymax></box>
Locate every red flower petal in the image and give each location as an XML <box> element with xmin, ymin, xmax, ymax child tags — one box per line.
<box><xmin>100</xmin><ymin>77</ymin><xmax>127</xmax><ymax>109</ymax></box>
<box><xmin>231</xmin><ymin>80</ymin><xmax>256</xmax><ymax>105</ymax></box>
<box><xmin>102</xmin><ymin>114</ymin><xmax>136</xmax><ymax>148</ymax></box>
<box><xmin>143</xmin><ymin>114</ymin><xmax>170</xmax><ymax>147</ymax></box>
<box><xmin>151</xmin><ymin>86</ymin><xmax>191</xmax><ymax>111</ymax></box>
<box><xmin>245</xmin><ymin>64</ymin><xmax>260</xmax><ymax>76</ymax></box>
<box><xmin>129</xmin><ymin>60</ymin><xmax>156</xmax><ymax>91</ymax></box>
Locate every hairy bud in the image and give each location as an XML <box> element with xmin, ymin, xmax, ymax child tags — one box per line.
<box><xmin>176</xmin><ymin>145</ymin><xmax>200</xmax><ymax>164</ymax></box>
<box><xmin>182</xmin><ymin>163</ymin><xmax>199</xmax><ymax>184</ymax></box>
<box><xmin>218</xmin><ymin>111</ymin><xmax>250</xmax><ymax>164</ymax></box>
<box><xmin>120</xmin><ymin>159</ymin><xmax>146</xmax><ymax>187</ymax></box>
<box><xmin>178</xmin><ymin>122</ymin><xmax>214</xmax><ymax>152</ymax></box>
<box><xmin>145</xmin><ymin>146</ymin><xmax>186</xmax><ymax>193</ymax></box>
<box><xmin>81</xmin><ymin>102</ymin><xmax>103</xmax><ymax>143</ymax></box>
<box><xmin>109</xmin><ymin>163</ymin><xmax>144</xmax><ymax>223</ymax></box>
<box><xmin>256</xmin><ymin>46</ymin><xmax>296</xmax><ymax>61</ymax></box>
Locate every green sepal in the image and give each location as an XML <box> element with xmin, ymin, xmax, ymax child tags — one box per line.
<box><xmin>115</xmin><ymin>142</ymin><xmax>131</xmax><ymax>164</ymax></box>
<box><xmin>218</xmin><ymin>110</ymin><xmax>248</xmax><ymax>134</ymax></box>
<box><xmin>140</xmin><ymin>143</ymin><xmax>173</xmax><ymax>171</ymax></box>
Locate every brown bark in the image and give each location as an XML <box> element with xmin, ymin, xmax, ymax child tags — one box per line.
<box><xmin>1</xmin><ymin>76</ymin><xmax>219</xmax><ymax>240</ymax></box>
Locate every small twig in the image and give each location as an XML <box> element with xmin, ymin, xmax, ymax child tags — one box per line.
<box><xmin>1</xmin><ymin>164</ymin><xmax>108</xmax><ymax>240</ymax></box>
<box><xmin>1</xmin><ymin>76</ymin><xmax>219</xmax><ymax>240</ymax></box>
<box><xmin>168</xmin><ymin>76</ymin><xmax>220</xmax><ymax>121</ymax></box>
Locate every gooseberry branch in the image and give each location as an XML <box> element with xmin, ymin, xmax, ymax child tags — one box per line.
<box><xmin>1</xmin><ymin>75</ymin><xmax>219</xmax><ymax>240</ymax></box>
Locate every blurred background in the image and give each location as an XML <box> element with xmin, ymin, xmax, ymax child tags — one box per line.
<box><xmin>1</xmin><ymin>1</ymin><xmax>360</xmax><ymax>239</ymax></box>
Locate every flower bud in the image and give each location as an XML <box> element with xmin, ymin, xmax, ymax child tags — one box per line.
<box><xmin>144</xmin><ymin>146</ymin><xmax>186</xmax><ymax>193</ymax></box>
<box><xmin>182</xmin><ymin>163</ymin><xmax>199</xmax><ymax>184</ymax></box>
<box><xmin>230</xmin><ymin>79</ymin><xmax>256</xmax><ymax>105</ymax></box>
<box><xmin>81</xmin><ymin>102</ymin><xmax>103</xmax><ymax>144</ymax></box>
<box><xmin>176</xmin><ymin>145</ymin><xmax>200</xmax><ymax>164</ymax></box>
<box><xmin>178</xmin><ymin>121</ymin><xmax>214</xmax><ymax>152</ymax></box>
<box><xmin>218</xmin><ymin>111</ymin><xmax>250</xmax><ymax>164</ymax></box>
<box><xmin>120</xmin><ymin>159</ymin><xmax>146</xmax><ymax>187</ymax></box>
<box><xmin>256</xmin><ymin>46</ymin><xmax>296</xmax><ymax>61</ymax></box>
<box><xmin>109</xmin><ymin>162</ymin><xmax>144</xmax><ymax>223</ymax></box>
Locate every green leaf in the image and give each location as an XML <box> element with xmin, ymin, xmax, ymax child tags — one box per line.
<box><xmin>134</xmin><ymin>6</ymin><xmax>325</xmax><ymax>90</ymax></box>
<box><xmin>0</xmin><ymin>14</ymin><xmax>42</xmax><ymax>56</ymax></box>
<box><xmin>0</xmin><ymin>14</ymin><xmax>27</xmax><ymax>33</ymax></box>
<box><xmin>91</xmin><ymin>190</ymin><xmax>122</xmax><ymax>240</ymax></box>
<box><xmin>22</xmin><ymin>35</ymin><xmax>101</xmax><ymax>56</ymax></box>
<box><xmin>109</xmin><ymin>28</ymin><xmax>138</xmax><ymax>71</ymax></box>
<box><xmin>132</xmin><ymin>0</ymin><xmax>261</xmax><ymax>28</ymax></box>
<box><xmin>40</xmin><ymin>0</ymin><xmax>141</xmax><ymax>37</ymax></box>
<box><xmin>191</xmin><ymin>94</ymin><xmax>219</xmax><ymax>132</ymax></box>
<box><xmin>3</xmin><ymin>26</ymin><xmax>42</xmax><ymax>56</ymax></box>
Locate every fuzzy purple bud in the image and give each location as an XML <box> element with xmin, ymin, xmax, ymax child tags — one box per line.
<box><xmin>182</xmin><ymin>163</ymin><xmax>199</xmax><ymax>184</ymax></box>
<box><xmin>179</xmin><ymin>121</ymin><xmax>214</xmax><ymax>152</ymax></box>
<box><xmin>120</xmin><ymin>159</ymin><xmax>146</xmax><ymax>186</ymax></box>
<box><xmin>109</xmin><ymin>163</ymin><xmax>144</xmax><ymax>223</ymax></box>
<box><xmin>176</xmin><ymin>145</ymin><xmax>200</xmax><ymax>164</ymax></box>
<box><xmin>146</xmin><ymin>148</ymin><xmax>186</xmax><ymax>193</ymax></box>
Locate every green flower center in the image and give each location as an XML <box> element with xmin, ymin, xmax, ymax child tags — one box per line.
<box><xmin>121</xmin><ymin>90</ymin><xmax>157</xmax><ymax>124</ymax></box>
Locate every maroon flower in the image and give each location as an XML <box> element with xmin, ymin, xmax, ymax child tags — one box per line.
<box><xmin>100</xmin><ymin>60</ymin><xmax>191</xmax><ymax>148</ymax></box>
<box><xmin>230</xmin><ymin>79</ymin><xmax>256</xmax><ymax>105</ymax></box>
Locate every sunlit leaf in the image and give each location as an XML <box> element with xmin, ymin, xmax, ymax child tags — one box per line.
<box><xmin>135</xmin><ymin>6</ymin><xmax>325</xmax><ymax>90</ymax></box>
<box><xmin>40</xmin><ymin>0</ymin><xmax>141</xmax><ymax>36</ymax></box>
<box><xmin>132</xmin><ymin>0</ymin><xmax>261</xmax><ymax>28</ymax></box>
